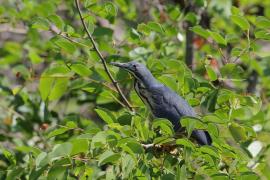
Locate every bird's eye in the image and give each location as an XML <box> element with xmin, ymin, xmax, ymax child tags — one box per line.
<box><xmin>133</xmin><ymin>64</ymin><xmax>137</xmax><ymax>70</ymax></box>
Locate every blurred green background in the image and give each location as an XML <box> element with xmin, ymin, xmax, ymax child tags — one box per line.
<box><xmin>0</xmin><ymin>0</ymin><xmax>270</xmax><ymax>179</ymax></box>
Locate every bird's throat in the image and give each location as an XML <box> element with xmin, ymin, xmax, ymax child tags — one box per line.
<box><xmin>134</xmin><ymin>80</ymin><xmax>154</xmax><ymax>111</ymax></box>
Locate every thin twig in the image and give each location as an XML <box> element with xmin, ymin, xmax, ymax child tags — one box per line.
<box><xmin>50</xmin><ymin>25</ymin><xmax>90</xmax><ymax>48</ymax></box>
<box><xmin>232</xmin><ymin>29</ymin><xmax>251</xmax><ymax>63</ymax></box>
<box><xmin>218</xmin><ymin>48</ymin><xmax>228</xmax><ymax>65</ymax></box>
<box><xmin>74</xmin><ymin>0</ymin><xmax>133</xmax><ymax>111</ymax></box>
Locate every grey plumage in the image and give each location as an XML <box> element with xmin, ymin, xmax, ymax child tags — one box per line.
<box><xmin>111</xmin><ymin>61</ymin><xmax>212</xmax><ymax>145</ymax></box>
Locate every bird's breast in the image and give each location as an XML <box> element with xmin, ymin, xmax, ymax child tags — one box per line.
<box><xmin>134</xmin><ymin>81</ymin><xmax>154</xmax><ymax>111</ymax></box>
<box><xmin>134</xmin><ymin>80</ymin><xmax>164</xmax><ymax>114</ymax></box>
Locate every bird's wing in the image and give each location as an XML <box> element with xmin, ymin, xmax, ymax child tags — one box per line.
<box><xmin>159</xmin><ymin>85</ymin><xmax>196</xmax><ymax>116</ymax></box>
<box><xmin>152</xmin><ymin>85</ymin><xmax>212</xmax><ymax>145</ymax></box>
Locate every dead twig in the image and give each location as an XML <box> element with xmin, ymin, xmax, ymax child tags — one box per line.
<box><xmin>74</xmin><ymin>0</ymin><xmax>133</xmax><ymax>112</ymax></box>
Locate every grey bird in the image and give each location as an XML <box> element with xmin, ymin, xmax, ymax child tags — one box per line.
<box><xmin>110</xmin><ymin>61</ymin><xmax>212</xmax><ymax>145</ymax></box>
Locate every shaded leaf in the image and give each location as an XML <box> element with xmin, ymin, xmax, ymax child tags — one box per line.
<box><xmin>98</xmin><ymin>150</ymin><xmax>121</xmax><ymax>166</ymax></box>
<box><xmin>229</xmin><ymin>122</ymin><xmax>248</xmax><ymax>142</ymax></box>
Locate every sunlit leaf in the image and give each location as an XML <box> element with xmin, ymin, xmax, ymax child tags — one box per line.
<box><xmin>31</xmin><ymin>17</ymin><xmax>50</xmax><ymax>30</ymax></box>
<box><xmin>209</xmin><ymin>31</ymin><xmax>227</xmax><ymax>45</ymax></box>
<box><xmin>231</xmin><ymin>15</ymin><xmax>250</xmax><ymax>30</ymax></box>
<box><xmin>192</xmin><ymin>25</ymin><xmax>210</xmax><ymax>39</ymax></box>
<box><xmin>95</xmin><ymin>108</ymin><xmax>116</xmax><ymax>124</ymax></box>
<box><xmin>71</xmin><ymin>63</ymin><xmax>91</xmax><ymax>77</ymax></box>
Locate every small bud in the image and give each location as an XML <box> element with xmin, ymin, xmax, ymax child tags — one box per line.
<box><xmin>40</xmin><ymin>123</ymin><xmax>49</xmax><ymax>130</ymax></box>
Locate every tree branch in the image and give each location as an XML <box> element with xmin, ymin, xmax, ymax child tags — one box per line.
<box><xmin>74</xmin><ymin>0</ymin><xmax>133</xmax><ymax>111</ymax></box>
<box><xmin>185</xmin><ymin>23</ymin><xmax>194</xmax><ymax>69</ymax></box>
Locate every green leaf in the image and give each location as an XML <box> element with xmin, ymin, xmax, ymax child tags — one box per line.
<box><xmin>47</xmin><ymin>166</ymin><xmax>67</xmax><ymax>180</ymax></box>
<box><xmin>71</xmin><ymin>63</ymin><xmax>91</xmax><ymax>76</ymax></box>
<box><xmin>71</xmin><ymin>139</ymin><xmax>89</xmax><ymax>155</ymax></box>
<box><xmin>228</xmin><ymin>122</ymin><xmax>248</xmax><ymax>142</ymax></box>
<box><xmin>6</xmin><ymin>167</ymin><xmax>24</xmax><ymax>180</ymax></box>
<box><xmin>104</xmin><ymin>2</ymin><xmax>117</xmax><ymax>16</ymax></box>
<box><xmin>147</xmin><ymin>21</ymin><xmax>164</xmax><ymax>33</ymax></box>
<box><xmin>93</xmin><ymin>27</ymin><xmax>113</xmax><ymax>37</ymax></box>
<box><xmin>117</xmin><ymin>114</ymin><xmax>132</xmax><ymax>126</ymax></box>
<box><xmin>125</xmin><ymin>141</ymin><xmax>144</xmax><ymax>154</ymax></box>
<box><xmin>122</xmin><ymin>154</ymin><xmax>135</xmax><ymax>179</ymax></box>
<box><xmin>137</xmin><ymin>23</ymin><xmax>151</xmax><ymax>35</ymax></box>
<box><xmin>211</xmin><ymin>173</ymin><xmax>229</xmax><ymax>180</ymax></box>
<box><xmin>66</xmin><ymin>121</ymin><xmax>77</xmax><ymax>128</ymax></box>
<box><xmin>48</xmin><ymin>142</ymin><xmax>73</xmax><ymax>161</ymax></box>
<box><xmin>130</xmin><ymin>28</ymin><xmax>141</xmax><ymax>40</ymax></box>
<box><xmin>202</xmin><ymin>114</ymin><xmax>225</xmax><ymax>124</ymax></box>
<box><xmin>231</xmin><ymin>6</ymin><xmax>241</xmax><ymax>15</ymax></box>
<box><xmin>199</xmin><ymin>146</ymin><xmax>220</xmax><ymax>158</ymax></box>
<box><xmin>256</xmin><ymin>16</ymin><xmax>270</xmax><ymax>29</ymax></box>
<box><xmin>32</xmin><ymin>17</ymin><xmax>50</xmax><ymax>30</ymax></box>
<box><xmin>220</xmin><ymin>63</ymin><xmax>244</xmax><ymax>78</ymax></box>
<box><xmin>255</xmin><ymin>29</ymin><xmax>270</xmax><ymax>40</ymax></box>
<box><xmin>36</xmin><ymin>152</ymin><xmax>48</xmax><ymax>168</ymax></box>
<box><xmin>181</xmin><ymin>117</ymin><xmax>206</xmax><ymax>137</ymax></box>
<box><xmin>3</xmin><ymin>149</ymin><xmax>16</xmax><ymax>165</ymax></box>
<box><xmin>239</xmin><ymin>172</ymin><xmax>260</xmax><ymax>180</ymax></box>
<box><xmin>176</xmin><ymin>165</ymin><xmax>187</xmax><ymax>180</ymax></box>
<box><xmin>48</xmin><ymin>15</ymin><xmax>64</xmax><ymax>30</ymax></box>
<box><xmin>209</xmin><ymin>31</ymin><xmax>227</xmax><ymax>45</ymax></box>
<box><xmin>176</xmin><ymin>138</ymin><xmax>195</xmax><ymax>150</ymax></box>
<box><xmin>188</xmin><ymin>98</ymin><xmax>200</xmax><ymax>106</ymax></box>
<box><xmin>91</xmin><ymin>131</ymin><xmax>107</xmax><ymax>148</ymax></box>
<box><xmin>202</xmin><ymin>89</ymin><xmax>219</xmax><ymax>112</ymax></box>
<box><xmin>207</xmin><ymin>123</ymin><xmax>219</xmax><ymax>137</ymax></box>
<box><xmin>231</xmin><ymin>15</ymin><xmax>250</xmax><ymax>30</ymax></box>
<box><xmin>168</xmin><ymin>7</ymin><xmax>181</xmax><ymax>20</ymax></box>
<box><xmin>47</xmin><ymin>127</ymin><xmax>71</xmax><ymax>138</ymax></box>
<box><xmin>96</xmin><ymin>90</ymin><xmax>115</xmax><ymax>104</ymax></box>
<box><xmin>15</xmin><ymin>146</ymin><xmax>41</xmax><ymax>157</ymax></box>
<box><xmin>152</xmin><ymin>118</ymin><xmax>174</xmax><ymax>135</ymax></box>
<box><xmin>185</xmin><ymin>12</ymin><xmax>197</xmax><ymax>24</ymax></box>
<box><xmin>95</xmin><ymin>108</ymin><xmax>115</xmax><ymax>124</ymax></box>
<box><xmin>28</xmin><ymin>49</ymin><xmax>43</xmax><ymax>64</ymax></box>
<box><xmin>98</xmin><ymin>150</ymin><xmax>121</xmax><ymax>166</ymax></box>
<box><xmin>39</xmin><ymin>65</ymin><xmax>70</xmax><ymax>101</ymax></box>
<box><xmin>77</xmin><ymin>133</ymin><xmax>94</xmax><ymax>139</ymax></box>
<box><xmin>54</xmin><ymin>38</ymin><xmax>76</xmax><ymax>53</ymax></box>
<box><xmin>85</xmin><ymin>16</ymin><xmax>95</xmax><ymax>34</ymax></box>
<box><xmin>205</xmin><ymin>66</ymin><xmax>218</xmax><ymax>81</ymax></box>
<box><xmin>192</xmin><ymin>25</ymin><xmax>210</xmax><ymax>39</ymax></box>
<box><xmin>153</xmin><ymin>137</ymin><xmax>175</xmax><ymax>145</ymax></box>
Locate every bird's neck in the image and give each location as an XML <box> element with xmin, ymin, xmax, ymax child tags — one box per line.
<box><xmin>136</xmin><ymin>71</ymin><xmax>158</xmax><ymax>88</ymax></box>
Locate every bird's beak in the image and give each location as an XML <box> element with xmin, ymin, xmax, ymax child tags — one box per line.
<box><xmin>110</xmin><ymin>62</ymin><xmax>129</xmax><ymax>69</ymax></box>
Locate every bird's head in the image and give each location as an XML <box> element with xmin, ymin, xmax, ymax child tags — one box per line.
<box><xmin>110</xmin><ymin>61</ymin><xmax>156</xmax><ymax>86</ymax></box>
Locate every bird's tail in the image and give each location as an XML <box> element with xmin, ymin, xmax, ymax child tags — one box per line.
<box><xmin>191</xmin><ymin>130</ymin><xmax>212</xmax><ymax>145</ymax></box>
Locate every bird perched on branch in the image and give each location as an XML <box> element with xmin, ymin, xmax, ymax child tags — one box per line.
<box><xmin>110</xmin><ymin>61</ymin><xmax>212</xmax><ymax>145</ymax></box>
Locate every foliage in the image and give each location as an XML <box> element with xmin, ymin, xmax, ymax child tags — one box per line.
<box><xmin>0</xmin><ymin>0</ymin><xmax>270</xmax><ymax>179</ymax></box>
